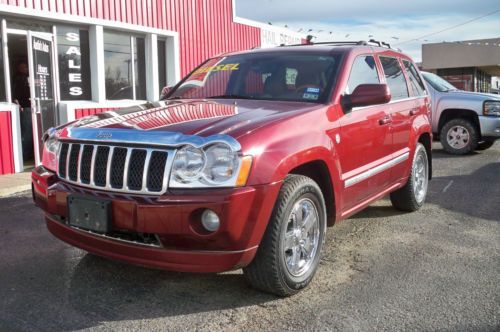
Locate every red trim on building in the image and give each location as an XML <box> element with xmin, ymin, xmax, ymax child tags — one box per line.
<box><xmin>0</xmin><ymin>111</ymin><xmax>15</xmax><ymax>175</ymax></box>
<box><xmin>74</xmin><ymin>108</ymin><xmax>120</xmax><ymax>119</ymax></box>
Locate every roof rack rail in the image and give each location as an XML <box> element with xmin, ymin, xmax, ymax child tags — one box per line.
<box><xmin>277</xmin><ymin>39</ymin><xmax>393</xmax><ymax>49</ymax></box>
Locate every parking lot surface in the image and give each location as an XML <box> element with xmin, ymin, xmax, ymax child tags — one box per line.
<box><xmin>1</xmin><ymin>142</ymin><xmax>499</xmax><ymax>331</ymax></box>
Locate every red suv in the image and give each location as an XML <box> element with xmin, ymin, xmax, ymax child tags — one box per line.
<box><xmin>32</xmin><ymin>41</ymin><xmax>432</xmax><ymax>296</ymax></box>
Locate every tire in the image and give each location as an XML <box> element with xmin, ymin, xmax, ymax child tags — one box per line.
<box><xmin>476</xmin><ymin>140</ymin><xmax>495</xmax><ymax>151</ymax></box>
<box><xmin>243</xmin><ymin>175</ymin><xmax>327</xmax><ymax>297</ymax></box>
<box><xmin>390</xmin><ymin>143</ymin><xmax>429</xmax><ymax>212</ymax></box>
<box><xmin>439</xmin><ymin>118</ymin><xmax>478</xmax><ymax>155</ymax></box>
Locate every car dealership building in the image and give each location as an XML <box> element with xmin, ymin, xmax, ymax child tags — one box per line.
<box><xmin>422</xmin><ymin>37</ymin><xmax>500</xmax><ymax>93</ymax></box>
<box><xmin>0</xmin><ymin>0</ymin><xmax>303</xmax><ymax>175</ymax></box>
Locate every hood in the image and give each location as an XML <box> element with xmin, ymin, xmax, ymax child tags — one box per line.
<box><xmin>445</xmin><ymin>90</ymin><xmax>500</xmax><ymax>101</ymax></box>
<box><xmin>68</xmin><ymin>99</ymin><xmax>323</xmax><ymax>138</ymax></box>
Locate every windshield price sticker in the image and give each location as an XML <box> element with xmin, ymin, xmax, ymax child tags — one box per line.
<box><xmin>194</xmin><ymin>63</ymin><xmax>240</xmax><ymax>74</ymax></box>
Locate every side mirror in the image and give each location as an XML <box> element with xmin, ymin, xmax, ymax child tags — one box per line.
<box><xmin>342</xmin><ymin>84</ymin><xmax>391</xmax><ymax>112</ymax></box>
<box><xmin>160</xmin><ymin>86</ymin><xmax>173</xmax><ymax>99</ymax></box>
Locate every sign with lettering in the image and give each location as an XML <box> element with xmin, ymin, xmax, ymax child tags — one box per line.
<box><xmin>260</xmin><ymin>28</ymin><xmax>302</xmax><ymax>48</ymax></box>
<box><xmin>32</xmin><ymin>36</ymin><xmax>53</xmax><ymax>101</ymax></box>
<box><xmin>57</xmin><ymin>27</ymin><xmax>91</xmax><ymax>100</ymax></box>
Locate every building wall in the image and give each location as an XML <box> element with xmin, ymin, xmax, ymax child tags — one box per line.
<box><xmin>0</xmin><ymin>0</ymin><xmax>261</xmax><ymax>76</ymax></box>
<box><xmin>422</xmin><ymin>38</ymin><xmax>500</xmax><ymax>72</ymax></box>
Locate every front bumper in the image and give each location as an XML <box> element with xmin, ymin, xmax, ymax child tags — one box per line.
<box><xmin>32</xmin><ymin>166</ymin><xmax>281</xmax><ymax>273</ymax></box>
<box><xmin>479</xmin><ymin>115</ymin><xmax>500</xmax><ymax>138</ymax></box>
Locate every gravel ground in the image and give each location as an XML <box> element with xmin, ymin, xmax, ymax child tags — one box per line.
<box><xmin>1</xmin><ymin>142</ymin><xmax>499</xmax><ymax>331</ymax></box>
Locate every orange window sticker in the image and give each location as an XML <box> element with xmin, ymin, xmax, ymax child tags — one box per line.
<box><xmin>194</xmin><ymin>63</ymin><xmax>240</xmax><ymax>75</ymax></box>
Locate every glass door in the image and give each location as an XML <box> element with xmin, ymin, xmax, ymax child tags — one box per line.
<box><xmin>27</xmin><ymin>31</ymin><xmax>57</xmax><ymax>166</ymax></box>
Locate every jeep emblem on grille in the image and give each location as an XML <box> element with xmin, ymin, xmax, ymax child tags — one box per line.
<box><xmin>96</xmin><ymin>131</ymin><xmax>113</xmax><ymax>139</ymax></box>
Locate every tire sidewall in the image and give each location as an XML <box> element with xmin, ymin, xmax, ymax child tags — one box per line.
<box><xmin>440</xmin><ymin>119</ymin><xmax>478</xmax><ymax>154</ymax></box>
<box><xmin>411</xmin><ymin>143</ymin><xmax>429</xmax><ymax>207</ymax></box>
<box><xmin>276</xmin><ymin>183</ymin><xmax>326</xmax><ymax>292</ymax></box>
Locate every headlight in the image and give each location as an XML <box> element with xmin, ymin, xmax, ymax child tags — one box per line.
<box><xmin>484</xmin><ymin>101</ymin><xmax>500</xmax><ymax>116</ymax></box>
<box><xmin>41</xmin><ymin>128</ymin><xmax>60</xmax><ymax>172</ymax></box>
<box><xmin>169</xmin><ymin>143</ymin><xmax>252</xmax><ymax>188</ymax></box>
<box><xmin>171</xmin><ymin>145</ymin><xmax>206</xmax><ymax>182</ymax></box>
<box><xmin>44</xmin><ymin>135</ymin><xmax>61</xmax><ymax>154</ymax></box>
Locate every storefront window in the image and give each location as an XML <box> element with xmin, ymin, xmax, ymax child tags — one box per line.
<box><xmin>157</xmin><ymin>40</ymin><xmax>167</xmax><ymax>90</ymax></box>
<box><xmin>104</xmin><ymin>31</ymin><xmax>146</xmax><ymax>100</ymax></box>
<box><xmin>56</xmin><ymin>25</ymin><xmax>91</xmax><ymax>100</ymax></box>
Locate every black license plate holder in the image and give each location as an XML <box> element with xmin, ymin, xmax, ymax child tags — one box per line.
<box><xmin>68</xmin><ymin>196</ymin><xmax>111</xmax><ymax>233</ymax></box>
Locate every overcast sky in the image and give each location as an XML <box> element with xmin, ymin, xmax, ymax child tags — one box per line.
<box><xmin>235</xmin><ymin>0</ymin><xmax>500</xmax><ymax>61</ymax></box>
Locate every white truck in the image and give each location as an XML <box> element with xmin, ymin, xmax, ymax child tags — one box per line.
<box><xmin>422</xmin><ymin>72</ymin><xmax>500</xmax><ymax>154</ymax></box>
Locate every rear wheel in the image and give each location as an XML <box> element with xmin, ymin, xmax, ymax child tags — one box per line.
<box><xmin>439</xmin><ymin>118</ymin><xmax>478</xmax><ymax>155</ymax></box>
<box><xmin>243</xmin><ymin>175</ymin><xmax>326</xmax><ymax>297</ymax></box>
<box><xmin>390</xmin><ymin>143</ymin><xmax>429</xmax><ymax>212</ymax></box>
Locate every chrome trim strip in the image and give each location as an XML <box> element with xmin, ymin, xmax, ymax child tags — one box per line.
<box><xmin>89</xmin><ymin>145</ymin><xmax>97</xmax><ymax>186</ymax></box>
<box><xmin>76</xmin><ymin>144</ymin><xmax>83</xmax><ymax>183</ymax></box>
<box><xmin>344</xmin><ymin>152</ymin><xmax>409</xmax><ymax>188</ymax></box>
<box><xmin>123</xmin><ymin>148</ymin><xmax>132</xmax><ymax>190</ymax></box>
<box><xmin>60</xmin><ymin>128</ymin><xmax>242</xmax><ymax>151</ymax></box>
<box><xmin>141</xmin><ymin>149</ymin><xmax>152</xmax><ymax>191</ymax></box>
<box><xmin>65</xmin><ymin>143</ymin><xmax>72</xmax><ymax>181</ymax></box>
<box><xmin>105</xmin><ymin>146</ymin><xmax>115</xmax><ymax>189</ymax></box>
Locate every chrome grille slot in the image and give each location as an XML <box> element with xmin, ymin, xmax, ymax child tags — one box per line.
<box><xmin>57</xmin><ymin>143</ymin><xmax>171</xmax><ymax>195</ymax></box>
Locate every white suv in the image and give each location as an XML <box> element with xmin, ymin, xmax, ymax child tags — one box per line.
<box><xmin>422</xmin><ymin>72</ymin><xmax>500</xmax><ymax>154</ymax></box>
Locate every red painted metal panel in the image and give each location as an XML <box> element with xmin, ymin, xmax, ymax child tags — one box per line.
<box><xmin>0</xmin><ymin>111</ymin><xmax>15</xmax><ymax>175</ymax></box>
<box><xmin>3</xmin><ymin>0</ymin><xmax>261</xmax><ymax>76</ymax></box>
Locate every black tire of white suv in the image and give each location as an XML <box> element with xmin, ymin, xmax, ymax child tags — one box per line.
<box><xmin>476</xmin><ymin>140</ymin><xmax>495</xmax><ymax>151</ymax></box>
<box><xmin>243</xmin><ymin>175</ymin><xmax>326</xmax><ymax>297</ymax></box>
<box><xmin>440</xmin><ymin>118</ymin><xmax>479</xmax><ymax>155</ymax></box>
<box><xmin>390</xmin><ymin>143</ymin><xmax>429</xmax><ymax>212</ymax></box>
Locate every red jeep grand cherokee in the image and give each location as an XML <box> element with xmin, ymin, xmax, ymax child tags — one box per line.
<box><xmin>33</xmin><ymin>41</ymin><xmax>432</xmax><ymax>296</ymax></box>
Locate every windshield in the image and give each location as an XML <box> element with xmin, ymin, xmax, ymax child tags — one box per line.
<box><xmin>167</xmin><ymin>53</ymin><xmax>342</xmax><ymax>103</ymax></box>
<box><xmin>422</xmin><ymin>72</ymin><xmax>458</xmax><ymax>92</ymax></box>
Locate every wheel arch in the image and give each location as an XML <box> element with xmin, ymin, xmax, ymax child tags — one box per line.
<box><xmin>418</xmin><ymin>132</ymin><xmax>432</xmax><ymax>180</ymax></box>
<box><xmin>288</xmin><ymin>160</ymin><xmax>337</xmax><ymax>226</ymax></box>
<box><xmin>438</xmin><ymin>108</ymin><xmax>481</xmax><ymax>138</ymax></box>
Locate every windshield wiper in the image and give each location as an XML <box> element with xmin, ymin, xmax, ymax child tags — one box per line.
<box><xmin>206</xmin><ymin>94</ymin><xmax>254</xmax><ymax>100</ymax></box>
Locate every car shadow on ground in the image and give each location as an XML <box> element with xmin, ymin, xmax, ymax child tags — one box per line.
<box><xmin>61</xmin><ymin>254</ymin><xmax>276</xmax><ymax>327</ymax></box>
<box><xmin>432</xmin><ymin>148</ymin><xmax>480</xmax><ymax>159</ymax></box>
<box><xmin>425</xmin><ymin>162</ymin><xmax>500</xmax><ymax>222</ymax></box>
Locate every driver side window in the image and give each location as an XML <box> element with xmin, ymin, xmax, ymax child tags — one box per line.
<box><xmin>345</xmin><ymin>55</ymin><xmax>380</xmax><ymax>94</ymax></box>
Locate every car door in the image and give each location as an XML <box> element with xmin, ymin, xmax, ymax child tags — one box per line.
<box><xmin>338</xmin><ymin>55</ymin><xmax>393</xmax><ymax>211</ymax></box>
<box><xmin>378</xmin><ymin>56</ymin><xmax>414</xmax><ymax>183</ymax></box>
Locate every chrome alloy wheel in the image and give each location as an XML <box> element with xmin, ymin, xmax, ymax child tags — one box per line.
<box><xmin>413</xmin><ymin>151</ymin><xmax>428</xmax><ymax>204</ymax></box>
<box><xmin>282</xmin><ymin>198</ymin><xmax>320</xmax><ymax>277</ymax></box>
<box><xmin>447</xmin><ymin>125</ymin><xmax>470</xmax><ymax>149</ymax></box>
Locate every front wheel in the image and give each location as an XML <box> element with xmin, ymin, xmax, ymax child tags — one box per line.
<box><xmin>243</xmin><ymin>175</ymin><xmax>326</xmax><ymax>297</ymax></box>
<box><xmin>390</xmin><ymin>143</ymin><xmax>429</xmax><ymax>212</ymax></box>
<box><xmin>439</xmin><ymin>118</ymin><xmax>478</xmax><ymax>154</ymax></box>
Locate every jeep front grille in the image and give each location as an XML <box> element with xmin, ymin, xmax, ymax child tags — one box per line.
<box><xmin>57</xmin><ymin>142</ymin><xmax>172</xmax><ymax>195</ymax></box>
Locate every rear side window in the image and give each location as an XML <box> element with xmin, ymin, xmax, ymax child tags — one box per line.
<box><xmin>379</xmin><ymin>56</ymin><xmax>409</xmax><ymax>100</ymax></box>
<box><xmin>345</xmin><ymin>56</ymin><xmax>379</xmax><ymax>94</ymax></box>
<box><xmin>403</xmin><ymin>60</ymin><xmax>426</xmax><ymax>96</ymax></box>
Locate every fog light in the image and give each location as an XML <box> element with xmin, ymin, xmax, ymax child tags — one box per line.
<box><xmin>201</xmin><ymin>209</ymin><xmax>220</xmax><ymax>232</ymax></box>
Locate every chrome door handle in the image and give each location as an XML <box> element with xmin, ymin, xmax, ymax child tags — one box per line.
<box><xmin>379</xmin><ymin>116</ymin><xmax>392</xmax><ymax>125</ymax></box>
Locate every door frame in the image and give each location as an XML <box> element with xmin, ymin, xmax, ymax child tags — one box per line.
<box><xmin>4</xmin><ymin>24</ymin><xmax>59</xmax><ymax>167</ymax></box>
<box><xmin>27</xmin><ymin>30</ymin><xmax>57</xmax><ymax>166</ymax></box>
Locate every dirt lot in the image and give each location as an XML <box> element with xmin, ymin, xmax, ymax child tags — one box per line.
<box><xmin>1</xmin><ymin>142</ymin><xmax>499</xmax><ymax>331</ymax></box>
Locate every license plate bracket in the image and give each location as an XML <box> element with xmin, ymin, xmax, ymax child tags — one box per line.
<box><xmin>67</xmin><ymin>196</ymin><xmax>111</xmax><ymax>233</ymax></box>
